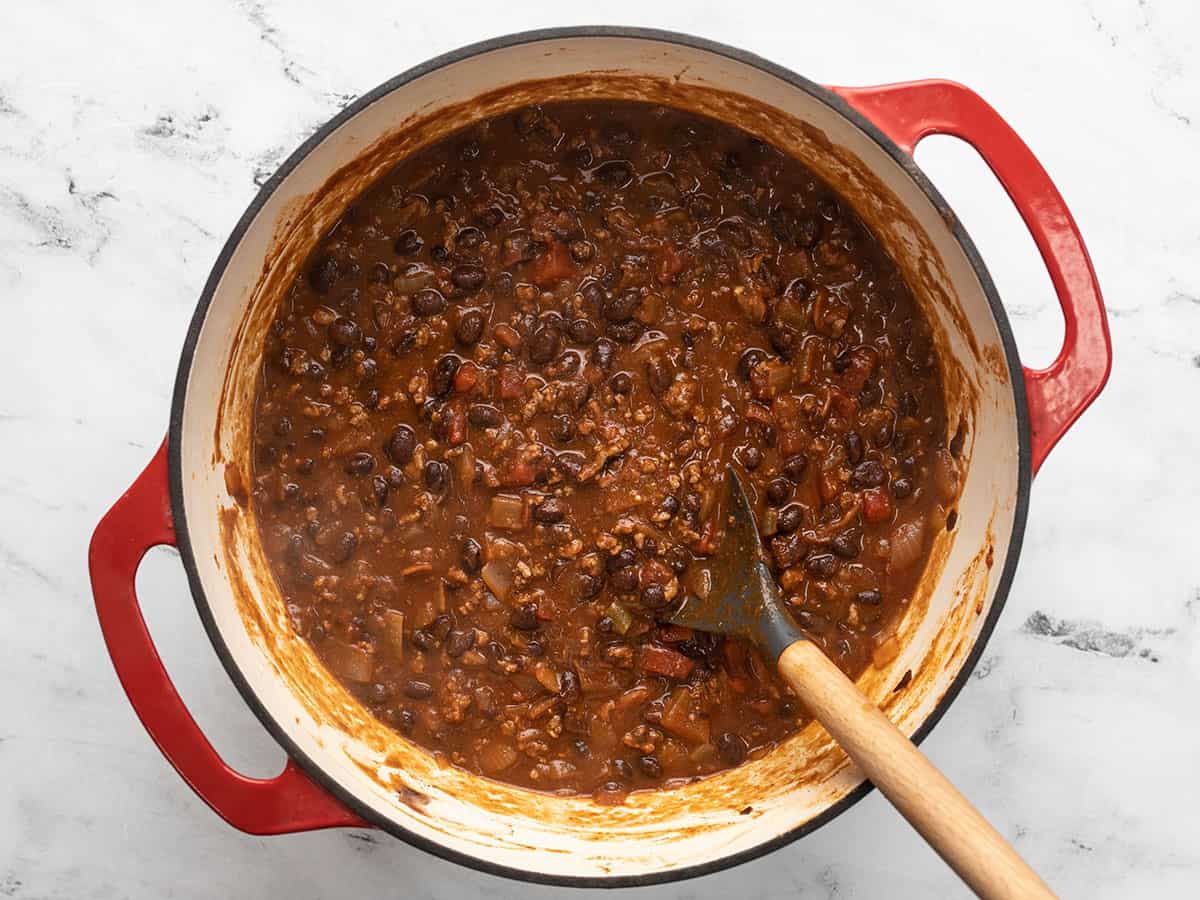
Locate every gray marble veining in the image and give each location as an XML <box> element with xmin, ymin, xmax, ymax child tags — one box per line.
<box><xmin>2</xmin><ymin>1</ymin><xmax>1198</xmax><ymax>897</ymax></box>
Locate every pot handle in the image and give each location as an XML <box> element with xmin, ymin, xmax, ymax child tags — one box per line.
<box><xmin>88</xmin><ymin>439</ymin><xmax>365</xmax><ymax>834</ymax></box>
<box><xmin>832</xmin><ymin>80</ymin><xmax>1112</xmax><ymax>474</ymax></box>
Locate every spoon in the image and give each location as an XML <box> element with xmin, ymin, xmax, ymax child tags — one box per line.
<box><xmin>670</xmin><ymin>469</ymin><xmax>1054</xmax><ymax>900</ymax></box>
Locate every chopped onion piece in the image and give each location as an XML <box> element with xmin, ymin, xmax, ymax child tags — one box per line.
<box><xmin>322</xmin><ymin>639</ymin><xmax>374</xmax><ymax>683</ymax></box>
<box><xmin>481</xmin><ymin>560</ymin><xmax>514</xmax><ymax>601</ymax></box>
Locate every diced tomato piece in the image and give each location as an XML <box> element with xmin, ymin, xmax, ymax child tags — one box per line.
<box><xmin>778</xmin><ymin>429</ymin><xmax>807</xmax><ymax>458</ymax></box>
<box><xmin>443</xmin><ymin>403</ymin><xmax>467</xmax><ymax>447</ymax></box>
<box><xmin>498</xmin><ymin>365</ymin><xmax>524</xmax><ymax>399</ymax></box>
<box><xmin>638</xmin><ymin>558</ymin><xmax>673</xmax><ymax>588</ymax></box>
<box><xmin>657</xmin><ymin>624</ymin><xmax>694</xmax><ymax>643</ymax></box>
<box><xmin>639</xmin><ymin>644</ymin><xmax>695</xmax><ymax>680</ymax></box>
<box><xmin>837</xmin><ymin>347</ymin><xmax>878</xmax><ymax>395</ymax></box>
<box><xmin>863</xmin><ymin>487</ymin><xmax>893</xmax><ymax>523</ymax></box>
<box><xmin>744</xmin><ymin>402</ymin><xmax>773</xmax><ymax>426</ymax></box>
<box><xmin>528</xmin><ymin>240</ymin><xmax>574</xmax><ymax>286</ymax></box>
<box><xmin>453</xmin><ymin>362</ymin><xmax>479</xmax><ymax>393</ymax></box>
<box><xmin>656</xmin><ymin>244</ymin><xmax>688</xmax><ymax>283</ymax></box>
<box><xmin>499</xmin><ymin>459</ymin><xmax>537</xmax><ymax>487</ymax></box>
<box><xmin>829</xmin><ymin>389</ymin><xmax>857</xmax><ymax>421</ymax></box>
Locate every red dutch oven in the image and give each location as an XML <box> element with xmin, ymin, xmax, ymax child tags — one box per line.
<box><xmin>88</xmin><ymin>28</ymin><xmax>1110</xmax><ymax>887</ymax></box>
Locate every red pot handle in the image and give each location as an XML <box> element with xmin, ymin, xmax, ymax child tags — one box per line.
<box><xmin>832</xmin><ymin>80</ymin><xmax>1112</xmax><ymax>474</ymax></box>
<box><xmin>88</xmin><ymin>439</ymin><xmax>365</xmax><ymax>834</ymax></box>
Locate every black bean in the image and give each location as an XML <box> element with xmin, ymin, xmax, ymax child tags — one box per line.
<box><xmin>610</xmin><ymin>567</ymin><xmax>639</xmax><ymax>593</ymax></box>
<box><xmin>345</xmin><ymin>451</ymin><xmax>375</xmax><ymax>477</ymax></box>
<box><xmin>591</xmin><ymin>337</ymin><xmax>616</xmax><ymax>371</ymax></box>
<box><xmin>274</xmin><ymin>416</ymin><xmax>293</xmax><ymax>437</ymax></box>
<box><xmin>412</xmin><ymin>288</ymin><xmax>446</xmax><ymax>317</ymax></box>
<box><xmin>394</xmin><ymin>230</ymin><xmax>423</xmax><ymax>255</ymax></box>
<box><xmin>431</xmin><ymin>354</ymin><xmax>461</xmax><ymax>398</ymax></box>
<box><xmin>328</xmin><ymin>316</ymin><xmax>361</xmax><ymax>347</ymax></box>
<box><xmin>767</xmin><ymin>321</ymin><xmax>800</xmax><ymax>358</ymax></box>
<box><xmin>411</xmin><ymin>628</ymin><xmax>437</xmax><ymax>653</ymax></box>
<box><xmin>857</xmin><ymin>589</ymin><xmax>883</xmax><ymax>606</ymax></box>
<box><xmin>385</xmin><ymin>424</ymin><xmax>416</xmax><ymax>465</ymax></box>
<box><xmin>715</xmin><ymin>732</ymin><xmax>748</xmax><ymax>765</ymax></box>
<box><xmin>741</xmin><ymin>446</ymin><xmax>762</xmax><ymax>471</ymax></box>
<box><xmin>566</xmin><ymin>143</ymin><xmax>594</xmax><ymax>168</ymax></box>
<box><xmin>533</xmin><ymin>497</ymin><xmax>567</xmax><ymax>524</ymax></box>
<box><xmin>610</xmin><ymin>371</ymin><xmax>633</xmax><ymax>394</ymax></box>
<box><xmin>659</xmin><ymin>495</ymin><xmax>680</xmax><ymax>517</ymax></box>
<box><xmin>549</xmin><ymin>415</ymin><xmax>575</xmax><ymax>444</ymax></box>
<box><xmin>371</xmin><ymin>475</ymin><xmax>389</xmax><ymax>507</ymax></box>
<box><xmin>404</xmin><ymin>679</ymin><xmax>434</xmax><ymax>700</ymax></box>
<box><xmin>576</xmin><ymin>572</ymin><xmax>603</xmax><ymax>601</ymax></box>
<box><xmin>638</xmin><ymin>755</ymin><xmax>663</xmax><ymax>778</ymax></box>
<box><xmin>595</xmin><ymin>160</ymin><xmax>634</xmax><ymax>188</ymax></box>
<box><xmin>392</xmin><ymin>327</ymin><xmax>418</xmax><ymax>355</ymax></box>
<box><xmin>298</xmin><ymin>457</ymin><xmax>315</xmax><ymax>475</ymax></box>
<box><xmin>640</xmin><ymin>583</ymin><xmax>667</xmax><ymax>609</ymax></box>
<box><xmin>332</xmin><ymin>531</ymin><xmax>358</xmax><ymax>563</ymax></box>
<box><xmin>845</xmin><ymin>432</ymin><xmax>864</xmax><ymax>465</ymax></box>
<box><xmin>603</xmin><ymin>290</ymin><xmax>641</xmax><ymax>323</ymax></box>
<box><xmin>899</xmin><ymin>392</ymin><xmax>919</xmax><ymax>417</ymax></box>
<box><xmin>892</xmin><ymin>477</ymin><xmax>913</xmax><ymax>499</ymax></box>
<box><xmin>782</xmin><ymin>454</ymin><xmax>808</xmax><ymax>482</ymax></box>
<box><xmin>645</xmin><ymin>358</ymin><xmax>674</xmax><ymax>396</ymax></box>
<box><xmin>606</xmin><ymin>320</ymin><xmax>643</xmax><ymax>343</ymax></box>
<box><xmin>804</xmin><ymin>552</ymin><xmax>838</xmax><ymax>580</ymax></box>
<box><xmin>423</xmin><ymin>459</ymin><xmax>449</xmax><ymax>493</ymax></box>
<box><xmin>831</xmin><ymin>529</ymin><xmax>861</xmax><ymax>559</ymax></box>
<box><xmin>544</xmin><ymin>351</ymin><xmax>581</xmax><ymax>380</ymax></box>
<box><xmin>665</xmin><ymin>545</ymin><xmax>690</xmax><ymax>575</ymax></box>
<box><xmin>329</xmin><ymin>343</ymin><xmax>352</xmax><ymax>370</ymax></box>
<box><xmin>527</xmin><ymin>326</ymin><xmax>561</xmax><ymax>365</ymax></box>
<box><xmin>455</xmin><ymin>308</ymin><xmax>486</xmax><ymax>346</ymax></box>
<box><xmin>430</xmin><ymin>244</ymin><xmax>449</xmax><ymax>262</ymax></box>
<box><xmin>462</xmin><ymin>538</ymin><xmax>482</xmax><ymax>575</ymax></box>
<box><xmin>511</xmin><ymin>601</ymin><xmax>540</xmax><ymax>631</ymax></box>
<box><xmin>307</xmin><ymin>255</ymin><xmax>342</xmax><ymax>295</ymax></box>
<box><xmin>611</xmin><ymin>758</ymin><xmax>635</xmax><ymax>781</ymax></box>
<box><xmin>468</xmin><ymin>404</ymin><xmax>504</xmax><ymax>428</ymax></box>
<box><xmin>777</xmin><ymin>503</ymin><xmax>803</xmax><ymax>534</ymax></box>
<box><xmin>567</xmin><ymin>318</ymin><xmax>600</xmax><ymax>344</ymax></box>
<box><xmin>431</xmin><ymin>614</ymin><xmax>452</xmax><ymax>640</ymax></box>
<box><xmin>475</xmin><ymin>206</ymin><xmax>505</xmax><ymax>229</ymax></box>
<box><xmin>455</xmin><ymin>226</ymin><xmax>484</xmax><ymax>249</ymax></box>
<box><xmin>450</xmin><ymin>264</ymin><xmax>486</xmax><ymax>293</ymax></box>
<box><xmin>737</xmin><ymin>347</ymin><xmax>767</xmax><ymax>382</ymax></box>
<box><xmin>851</xmin><ymin>460</ymin><xmax>887</xmax><ymax>488</ymax></box>
<box><xmin>765</xmin><ymin>477</ymin><xmax>792</xmax><ymax>506</ymax></box>
<box><xmin>607</xmin><ymin>548</ymin><xmax>637</xmax><ymax>572</ymax></box>
<box><xmin>446</xmin><ymin>629</ymin><xmax>474</xmax><ymax>658</ymax></box>
<box><xmin>859</xmin><ymin>381</ymin><xmax>883</xmax><ymax>407</ymax></box>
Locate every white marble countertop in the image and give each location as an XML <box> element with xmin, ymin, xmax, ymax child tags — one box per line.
<box><xmin>3</xmin><ymin>1</ymin><xmax>1198</xmax><ymax>896</ymax></box>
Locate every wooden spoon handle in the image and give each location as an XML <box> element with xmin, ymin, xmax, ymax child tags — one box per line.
<box><xmin>778</xmin><ymin>640</ymin><xmax>1055</xmax><ymax>900</ymax></box>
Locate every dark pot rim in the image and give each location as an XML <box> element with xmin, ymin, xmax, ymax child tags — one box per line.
<box><xmin>167</xmin><ymin>25</ymin><xmax>1031</xmax><ymax>889</ymax></box>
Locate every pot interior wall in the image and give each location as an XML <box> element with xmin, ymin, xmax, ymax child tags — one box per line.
<box><xmin>174</xmin><ymin>34</ymin><xmax>1021</xmax><ymax>880</ymax></box>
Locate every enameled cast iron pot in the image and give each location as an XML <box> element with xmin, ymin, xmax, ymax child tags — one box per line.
<box><xmin>88</xmin><ymin>28</ymin><xmax>1111</xmax><ymax>887</ymax></box>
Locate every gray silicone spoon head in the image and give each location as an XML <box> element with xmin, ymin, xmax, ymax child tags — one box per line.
<box><xmin>668</xmin><ymin>467</ymin><xmax>806</xmax><ymax>661</ymax></box>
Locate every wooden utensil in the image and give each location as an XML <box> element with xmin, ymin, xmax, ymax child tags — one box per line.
<box><xmin>669</xmin><ymin>469</ymin><xmax>1055</xmax><ymax>900</ymax></box>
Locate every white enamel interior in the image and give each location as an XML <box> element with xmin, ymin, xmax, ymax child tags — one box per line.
<box><xmin>174</xmin><ymin>34</ymin><xmax>1021</xmax><ymax>881</ymax></box>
